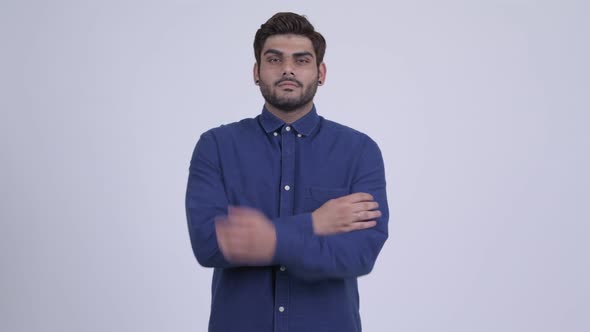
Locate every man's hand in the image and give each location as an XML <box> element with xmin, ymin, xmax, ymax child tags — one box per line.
<box><xmin>312</xmin><ymin>193</ymin><xmax>381</xmax><ymax>235</ymax></box>
<box><xmin>215</xmin><ymin>206</ymin><xmax>277</xmax><ymax>265</ymax></box>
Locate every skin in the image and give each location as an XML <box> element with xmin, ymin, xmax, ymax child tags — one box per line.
<box><xmin>253</xmin><ymin>34</ymin><xmax>326</xmax><ymax>124</ymax></box>
<box><xmin>215</xmin><ymin>34</ymin><xmax>381</xmax><ymax>265</ymax></box>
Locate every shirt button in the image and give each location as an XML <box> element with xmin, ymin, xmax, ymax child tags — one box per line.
<box><xmin>279</xmin><ymin>306</ymin><xmax>285</xmax><ymax>312</ymax></box>
<box><xmin>280</xmin><ymin>266</ymin><xmax>286</xmax><ymax>271</ymax></box>
<box><xmin>273</xmin><ymin>132</ymin><xmax>278</xmax><ymax>136</ymax></box>
<box><xmin>297</xmin><ymin>134</ymin><xmax>302</xmax><ymax>138</ymax></box>
<box><xmin>284</xmin><ymin>185</ymin><xmax>290</xmax><ymax>191</ymax></box>
<box><xmin>285</xmin><ymin>126</ymin><xmax>291</xmax><ymax>132</ymax></box>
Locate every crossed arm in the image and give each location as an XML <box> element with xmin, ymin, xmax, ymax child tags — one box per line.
<box><xmin>186</xmin><ymin>132</ymin><xmax>389</xmax><ymax>280</ymax></box>
<box><xmin>215</xmin><ymin>193</ymin><xmax>380</xmax><ymax>264</ymax></box>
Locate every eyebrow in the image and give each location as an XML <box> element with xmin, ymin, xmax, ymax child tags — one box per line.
<box><xmin>263</xmin><ymin>49</ymin><xmax>315</xmax><ymax>58</ymax></box>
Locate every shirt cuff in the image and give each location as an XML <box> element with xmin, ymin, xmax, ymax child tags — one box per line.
<box><xmin>272</xmin><ymin>213</ymin><xmax>314</xmax><ymax>267</ymax></box>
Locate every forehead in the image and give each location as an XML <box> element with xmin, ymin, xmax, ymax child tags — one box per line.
<box><xmin>262</xmin><ymin>34</ymin><xmax>315</xmax><ymax>56</ymax></box>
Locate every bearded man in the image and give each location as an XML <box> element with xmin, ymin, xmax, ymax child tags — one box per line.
<box><xmin>186</xmin><ymin>12</ymin><xmax>389</xmax><ymax>332</ymax></box>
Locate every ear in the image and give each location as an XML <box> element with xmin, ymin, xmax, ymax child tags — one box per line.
<box><xmin>318</xmin><ymin>62</ymin><xmax>327</xmax><ymax>85</ymax></box>
<box><xmin>253</xmin><ymin>63</ymin><xmax>259</xmax><ymax>82</ymax></box>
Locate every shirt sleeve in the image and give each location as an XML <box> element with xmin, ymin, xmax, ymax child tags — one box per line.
<box><xmin>272</xmin><ymin>137</ymin><xmax>389</xmax><ymax>281</ymax></box>
<box><xmin>185</xmin><ymin>130</ymin><xmax>236</xmax><ymax>268</ymax></box>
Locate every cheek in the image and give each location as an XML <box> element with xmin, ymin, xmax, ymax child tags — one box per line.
<box><xmin>259</xmin><ymin>72</ymin><xmax>277</xmax><ymax>83</ymax></box>
<box><xmin>301</xmin><ymin>69</ymin><xmax>319</xmax><ymax>80</ymax></box>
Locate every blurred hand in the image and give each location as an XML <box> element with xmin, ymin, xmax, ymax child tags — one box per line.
<box><xmin>215</xmin><ymin>206</ymin><xmax>276</xmax><ymax>265</ymax></box>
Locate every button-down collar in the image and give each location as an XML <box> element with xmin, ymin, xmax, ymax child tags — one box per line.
<box><xmin>259</xmin><ymin>105</ymin><xmax>320</xmax><ymax>137</ymax></box>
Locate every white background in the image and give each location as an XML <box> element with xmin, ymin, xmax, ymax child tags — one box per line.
<box><xmin>1</xmin><ymin>0</ymin><xmax>588</xmax><ymax>331</ymax></box>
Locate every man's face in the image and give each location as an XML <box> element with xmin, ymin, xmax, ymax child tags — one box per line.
<box><xmin>254</xmin><ymin>34</ymin><xmax>326</xmax><ymax>112</ymax></box>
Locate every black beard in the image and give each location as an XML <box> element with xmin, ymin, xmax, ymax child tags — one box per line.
<box><xmin>259</xmin><ymin>78</ymin><xmax>319</xmax><ymax>112</ymax></box>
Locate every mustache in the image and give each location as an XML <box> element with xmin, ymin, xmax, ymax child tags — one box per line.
<box><xmin>275</xmin><ymin>78</ymin><xmax>303</xmax><ymax>87</ymax></box>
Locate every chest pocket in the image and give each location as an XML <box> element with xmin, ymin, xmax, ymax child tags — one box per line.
<box><xmin>301</xmin><ymin>187</ymin><xmax>350</xmax><ymax>212</ymax></box>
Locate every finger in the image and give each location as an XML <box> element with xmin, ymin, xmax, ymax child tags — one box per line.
<box><xmin>215</xmin><ymin>215</ymin><xmax>245</xmax><ymax>233</ymax></box>
<box><xmin>343</xmin><ymin>192</ymin><xmax>374</xmax><ymax>203</ymax></box>
<box><xmin>353</xmin><ymin>210</ymin><xmax>381</xmax><ymax>222</ymax></box>
<box><xmin>216</xmin><ymin>223</ymin><xmax>249</xmax><ymax>262</ymax></box>
<box><xmin>227</xmin><ymin>211</ymin><xmax>257</xmax><ymax>228</ymax></box>
<box><xmin>227</xmin><ymin>214</ymin><xmax>250</xmax><ymax>228</ymax></box>
<box><xmin>351</xmin><ymin>201</ymin><xmax>379</xmax><ymax>213</ymax></box>
<box><xmin>356</xmin><ymin>220</ymin><xmax>377</xmax><ymax>230</ymax></box>
<box><xmin>228</xmin><ymin>206</ymin><xmax>266</xmax><ymax>227</ymax></box>
<box><xmin>346</xmin><ymin>220</ymin><xmax>377</xmax><ymax>232</ymax></box>
<box><xmin>216</xmin><ymin>217</ymin><xmax>246</xmax><ymax>245</ymax></box>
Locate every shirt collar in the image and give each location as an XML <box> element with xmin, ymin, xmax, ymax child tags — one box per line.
<box><xmin>259</xmin><ymin>105</ymin><xmax>320</xmax><ymax>136</ymax></box>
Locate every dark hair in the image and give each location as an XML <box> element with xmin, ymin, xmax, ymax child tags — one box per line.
<box><xmin>254</xmin><ymin>12</ymin><xmax>326</xmax><ymax>67</ymax></box>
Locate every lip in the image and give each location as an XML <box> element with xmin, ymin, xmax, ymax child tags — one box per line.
<box><xmin>277</xmin><ymin>81</ymin><xmax>300</xmax><ymax>88</ymax></box>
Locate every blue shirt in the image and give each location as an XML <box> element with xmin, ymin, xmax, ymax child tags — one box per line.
<box><xmin>186</xmin><ymin>106</ymin><xmax>389</xmax><ymax>332</ymax></box>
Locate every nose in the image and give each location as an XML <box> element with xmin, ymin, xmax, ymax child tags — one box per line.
<box><xmin>282</xmin><ymin>59</ymin><xmax>295</xmax><ymax>77</ymax></box>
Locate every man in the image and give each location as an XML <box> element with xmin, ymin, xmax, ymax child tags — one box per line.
<box><xmin>186</xmin><ymin>12</ymin><xmax>389</xmax><ymax>332</ymax></box>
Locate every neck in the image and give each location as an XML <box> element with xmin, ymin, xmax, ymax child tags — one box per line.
<box><xmin>265</xmin><ymin>101</ymin><xmax>314</xmax><ymax>124</ymax></box>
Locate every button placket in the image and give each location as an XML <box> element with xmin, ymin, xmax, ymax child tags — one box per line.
<box><xmin>275</xmin><ymin>124</ymin><xmax>295</xmax><ymax>332</ymax></box>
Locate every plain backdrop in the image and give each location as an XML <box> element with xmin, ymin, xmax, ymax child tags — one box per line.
<box><xmin>1</xmin><ymin>0</ymin><xmax>588</xmax><ymax>331</ymax></box>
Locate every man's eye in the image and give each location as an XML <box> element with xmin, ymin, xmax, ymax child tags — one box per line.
<box><xmin>268</xmin><ymin>58</ymin><xmax>280</xmax><ymax>63</ymax></box>
<box><xmin>297</xmin><ymin>58</ymin><xmax>310</xmax><ymax>64</ymax></box>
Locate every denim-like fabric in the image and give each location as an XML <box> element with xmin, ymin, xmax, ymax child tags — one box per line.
<box><xmin>186</xmin><ymin>106</ymin><xmax>389</xmax><ymax>332</ymax></box>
